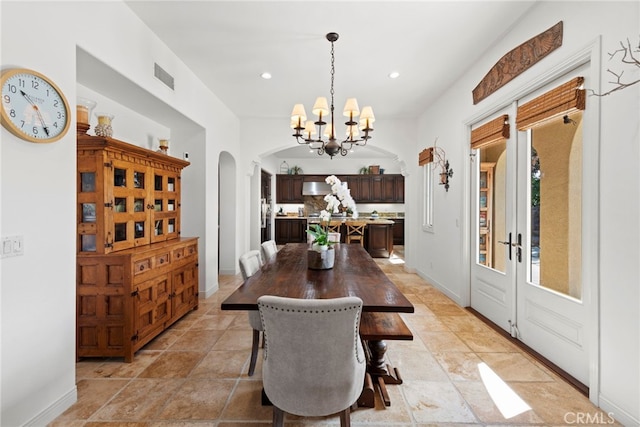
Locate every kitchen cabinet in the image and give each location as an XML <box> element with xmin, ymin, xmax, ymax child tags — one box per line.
<box><xmin>366</xmin><ymin>222</ymin><xmax>394</xmax><ymax>258</ymax></box>
<box><xmin>392</xmin><ymin>218</ymin><xmax>404</xmax><ymax>245</ymax></box>
<box><xmin>76</xmin><ymin>134</ymin><xmax>198</xmax><ymax>362</ymax></box>
<box><xmin>275</xmin><ymin>219</ymin><xmax>307</xmax><ymax>244</ymax></box>
<box><xmin>276</xmin><ymin>174</ymin><xmax>304</xmax><ymax>203</ymax></box>
<box><xmin>275</xmin><ymin>174</ymin><xmax>404</xmax><ymax>204</ymax></box>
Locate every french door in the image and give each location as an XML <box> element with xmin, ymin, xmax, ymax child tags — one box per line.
<box><xmin>471</xmin><ymin>69</ymin><xmax>592</xmax><ymax>386</ymax></box>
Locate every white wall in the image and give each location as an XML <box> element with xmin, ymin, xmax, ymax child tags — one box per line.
<box><xmin>411</xmin><ymin>2</ymin><xmax>639</xmax><ymax>425</ymax></box>
<box><xmin>1</xmin><ymin>2</ymin><xmax>241</xmax><ymax>425</ymax></box>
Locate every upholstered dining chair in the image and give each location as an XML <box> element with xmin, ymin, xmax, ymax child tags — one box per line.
<box><xmin>345</xmin><ymin>221</ymin><xmax>366</xmax><ymax>246</ymax></box>
<box><xmin>258</xmin><ymin>295</ymin><xmax>366</xmax><ymax>427</ymax></box>
<box><xmin>328</xmin><ymin>232</ymin><xmax>341</xmax><ymax>245</ymax></box>
<box><xmin>239</xmin><ymin>249</ymin><xmax>264</xmax><ymax>376</ymax></box>
<box><xmin>261</xmin><ymin>239</ymin><xmax>278</xmax><ymax>261</ymax></box>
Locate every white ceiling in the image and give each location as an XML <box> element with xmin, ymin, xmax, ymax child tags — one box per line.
<box><xmin>124</xmin><ymin>1</ymin><xmax>537</xmax><ymax>159</ymax></box>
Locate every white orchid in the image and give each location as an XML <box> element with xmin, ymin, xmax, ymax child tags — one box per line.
<box><xmin>307</xmin><ymin>175</ymin><xmax>359</xmax><ymax>247</ymax></box>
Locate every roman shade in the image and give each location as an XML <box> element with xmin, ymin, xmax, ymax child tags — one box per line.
<box><xmin>470</xmin><ymin>114</ymin><xmax>510</xmax><ymax>150</ymax></box>
<box><xmin>517</xmin><ymin>76</ymin><xmax>585</xmax><ymax>130</ymax></box>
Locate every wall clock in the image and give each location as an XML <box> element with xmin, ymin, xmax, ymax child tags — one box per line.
<box><xmin>0</xmin><ymin>68</ymin><xmax>71</xmax><ymax>143</ymax></box>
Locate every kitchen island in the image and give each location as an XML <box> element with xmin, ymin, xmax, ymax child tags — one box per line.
<box><xmin>276</xmin><ymin>216</ymin><xmax>395</xmax><ymax>258</ymax></box>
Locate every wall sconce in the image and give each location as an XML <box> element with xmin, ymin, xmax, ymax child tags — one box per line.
<box><xmin>432</xmin><ymin>141</ymin><xmax>453</xmax><ymax>192</ymax></box>
<box><xmin>439</xmin><ymin>160</ymin><xmax>453</xmax><ymax>192</ymax></box>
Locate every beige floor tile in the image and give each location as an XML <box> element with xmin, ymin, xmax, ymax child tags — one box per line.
<box><xmin>55</xmin><ymin>379</ymin><xmax>130</xmax><ymax>421</ymax></box>
<box><xmin>189</xmin><ymin>350</ymin><xmax>250</xmax><ymax>379</ymax></box>
<box><xmin>156</xmin><ymin>379</ymin><xmax>236</xmax><ymax>420</ymax></box>
<box><xmin>418</xmin><ymin>331</ymin><xmax>473</xmax><ymax>353</ymax></box>
<box><xmin>386</xmin><ymin>348</ymin><xmax>449</xmax><ymax>382</ymax></box>
<box><xmin>168</xmin><ymin>329</ymin><xmax>225</xmax><ymax>352</ymax></box>
<box><xmin>454</xmin><ymin>380</ymin><xmax>544</xmax><ymax>424</ymax></box>
<box><xmin>455</xmin><ymin>330</ymin><xmax>520</xmax><ymax>353</ymax></box>
<box><xmin>189</xmin><ymin>314</ymin><xmax>238</xmax><ymax>330</ymax></box>
<box><xmin>92</xmin><ymin>378</ymin><xmax>183</xmax><ymax>421</ymax></box>
<box><xmin>478</xmin><ymin>352</ymin><xmax>555</xmax><ymax>382</ymax></box>
<box><xmin>431</xmin><ymin>352</ymin><xmax>484</xmax><ymax>382</ymax></box>
<box><xmin>219</xmin><ymin>379</ymin><xmax>272</xmax><ymax>421</ymax></box>
<box><xmin>138</xmin><ymin>351</ymin><xmax>206</xmax><ymax>379</ymax></box>
<box><xmin>401</xmin><ymin>380</ymin><xmax>478</xmax><ymax>423</ymax></box>
<box><xmin>211</xmin><ymin>328</ymin><xmax>254</xmax><ymax>351</ymax></box>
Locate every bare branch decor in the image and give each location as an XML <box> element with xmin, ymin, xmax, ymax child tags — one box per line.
<box><xmin>589</xmin><ymin>36</ymin><xmax>640</xmax><ymax>97</ymax></box>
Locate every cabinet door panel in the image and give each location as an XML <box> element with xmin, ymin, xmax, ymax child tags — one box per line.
<box><xmin>135</xmin><ymin>273</ymin><xmax>171</xmax><ymax>344</ymax></box>
<box><xmin>172</xmin><ymin>261</ymin><xmax>199</xmax><ymax>320</ymax></box>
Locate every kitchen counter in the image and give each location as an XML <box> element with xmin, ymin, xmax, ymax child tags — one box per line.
<box><xmin>276</xmin><ymin>216</ymin><xmax>395</xmax><ymax>225</ymax></box>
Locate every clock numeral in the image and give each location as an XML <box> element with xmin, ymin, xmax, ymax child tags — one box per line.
<box><xmin>4</xmin><ymin>94</ymin><xmax>11</xmax><ymax>103</ymax></box>
<box><xmin>53</xmin><ymin>99</ymin><xmax>59</xmax><ymax>107</ymax></box>
<box><xmin>31</xmin><ymin>80</ymin><xmax>39</xmax><ymax>90</ymax></box>
<box><xmin>7</xmin><ymin>83</ymin><xmax>17</xmax><ymax>94</ymax></box>
<box><xmin>57</xmin><ymin>112</ymin><xmax>62</xmax><ymax>119</ymax></box>
<box><xmin>32</xmin><ymin>126</ymin><xmax>39</xmax><ymax>135</ymax></box>
<box><xmin>9</xmin><ymin>109</ymin><xmax>16</xmax><ymax>118</ymax></box>
<box><xmin>16</xmin><ymin>79</ymin><xmax>25</xmax><ymax>88</ymax></box>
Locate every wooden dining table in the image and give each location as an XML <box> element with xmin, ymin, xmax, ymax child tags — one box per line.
<box><xmin>221</xmin><ymin>242</ymin><xmax>415</xmax><ymax>407</ymax></box>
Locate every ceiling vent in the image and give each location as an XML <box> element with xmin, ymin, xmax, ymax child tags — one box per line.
<box><xmin>154</xmin><ymin>63</ymin><xmax>174</xmax><ymax>90</ymax></box>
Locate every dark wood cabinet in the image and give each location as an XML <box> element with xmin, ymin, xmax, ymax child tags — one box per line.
<box><xmin>366</xmin><ymin>223</ymin><xmax>394</xmax><ymax>258</ymax></box>
<box><xmin>276</xmin><ymin>175</ymin><xmax>304</xmax><ymax>203</ymax></box>
<box><xmin>275</xmin><ymin>174</ymin><xmax>404</xmax><ymax>204</ymax></box>
<box><xmin>392</xmin><ymin>219</ymin><xmax>404</xmax><ymax>245</ymax></box>
<box><xmin>275</xmin><ymin>219</ymin><xmax>307</xmax><ymax>244</ymax></box>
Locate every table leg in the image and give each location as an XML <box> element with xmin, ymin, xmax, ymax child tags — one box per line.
<box><xmin>363</xmin><ymin>340</ymin><xmax>404</xmax><ymax>407</ymax></box>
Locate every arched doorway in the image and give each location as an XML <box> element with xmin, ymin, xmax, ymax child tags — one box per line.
<box><xmin>218</xmin><ymin>151</ymin><xmax>237</xmax><ymax>274</ymax></box>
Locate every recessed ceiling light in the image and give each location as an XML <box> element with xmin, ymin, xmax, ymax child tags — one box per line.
<box><xmin>388</xmin><ymin>71</ymin><xmax>400</xmax><ymax>79</ymax></box>
<box><xmin>261</xmin><ymin>72</ymin><xmax>272</xmax><ymax>80</ymax></box>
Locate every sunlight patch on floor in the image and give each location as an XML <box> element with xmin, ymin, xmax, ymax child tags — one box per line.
<box><xmin>389</xmin><ymin>253</ymin><xmax>405</xmax><ymax>264</ymax></box>
<box><xmin>478</xmin><ymin>362</ymin><xmax>531</xmax><ymax>419</ymax></box>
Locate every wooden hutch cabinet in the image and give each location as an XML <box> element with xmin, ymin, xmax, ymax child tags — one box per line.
<box><xmin>478</xmin><ymin>162</ymin><xmax>495</xmax><ymax>267</ymax></box>
<box><xmin>76</xmin><ymin>135</ymin><xmax>198</xmax><ymax>362</ymax></box>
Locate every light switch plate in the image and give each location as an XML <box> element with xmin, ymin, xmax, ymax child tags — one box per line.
<box><xmin>1</xmin><ymin>235</ymin><xmax>24</xmax><ymax>258</ymax></box>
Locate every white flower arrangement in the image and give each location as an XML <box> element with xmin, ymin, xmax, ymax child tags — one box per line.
<box><xmin>307</xmin><ymin>175</ymin><xmax>358</xmax><ymax>248</ymax></box>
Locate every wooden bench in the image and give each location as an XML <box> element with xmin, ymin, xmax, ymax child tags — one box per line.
<box><xmin>358</xmin><ymin>312</ymin><xmax>413</xmax><ymax>408</ymax></box>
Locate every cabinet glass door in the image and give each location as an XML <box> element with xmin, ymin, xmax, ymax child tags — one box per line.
<box><xmin>150</xmin><ymin>171</ymin><xmax>180</xmax><ymax>242</ymax></box>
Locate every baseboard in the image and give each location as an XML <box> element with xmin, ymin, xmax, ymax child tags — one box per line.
<box><xmin>200</xmin><ymin>282</ymin><xmax>219</xmax><ymax>299</ymax></box>
<box><xmin>598</xmin><ymin>394</ymin><xmax>639</xmax><ymax>427</ymax></box>
<box><xmin>23</xmin><ymin>386</ymin><xmax>77</xmax><ymax>427</ymax></box>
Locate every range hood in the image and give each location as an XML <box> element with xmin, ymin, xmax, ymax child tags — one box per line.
<box><xmin>302</xmin><ymin>181</ymin><xmax>332</xmax><ymax>196</ymax></box>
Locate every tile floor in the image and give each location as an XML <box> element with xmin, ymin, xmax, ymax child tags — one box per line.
<box><xmin>51</xmin><ymin>247</ymin><xmax>616</xmax><ymax>426</ymax></box>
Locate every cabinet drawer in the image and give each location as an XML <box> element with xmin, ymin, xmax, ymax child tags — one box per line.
<box><xmin>134</xmin><ymin>257</ymin><xmax>152</xmax><ymax>275</ymax></box>
<box><xmin>172</xmin><ymin>247</ymin><xmax>185</xmax><ymax>261</ymax></box>
<box><xmin>155</xmin><ymin>252</ymin><xmax>170</xmax><ymax>267</ymax></box>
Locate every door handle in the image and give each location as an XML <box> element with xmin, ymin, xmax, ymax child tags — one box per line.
<box><xmin>497</xmin><ymin>232</ymin><xmax>512</xmax><ymax>260</ymax></box>
<box><xmin>515</xmin><ymin>233</ymin><xmax>522</xmax><ymax>263</ymax></box>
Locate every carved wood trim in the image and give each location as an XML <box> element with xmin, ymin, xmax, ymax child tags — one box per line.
<box><xmin>472</xmin><ymin>21</ymin><xmax>563</xmax><ymax>104</ymax></box>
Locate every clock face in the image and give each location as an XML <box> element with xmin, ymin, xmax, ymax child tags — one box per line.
<box><xmin>0</xmin><ymin>68</ymin><xmax>70</xmax><ymax>143</ymax></box>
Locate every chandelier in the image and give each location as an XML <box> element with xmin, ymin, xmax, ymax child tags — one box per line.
<box><xmin>290</xmin><ymin>32</ymin><xmax>375</xmax><ymax>159</ymax></box>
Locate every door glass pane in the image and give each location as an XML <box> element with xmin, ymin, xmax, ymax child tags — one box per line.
<box><xmin>155</xmin><ymin>175</ymin><xmax>163</xmax><ymax>191</ymax></box>
<box><xmin>80</xmin><ymin>173</ymin><xmax>95</xmax><ymax>192</ymax></box>
<box><xmin>82</xmin><ymin>203</ymin><xmax>96</xmax><ymax>222</ymax></box>
<box><xmin>168</xmin><ymin>177</ymin><xmax>175</xmax><ymax>192</ymax></box>
<box><xmin>114</xmin><ymin>223</ymin><xmax>127</xmax><ymax>242</ymax></box>
<box><xmin>114</xmin><ymin>168</ymin><xmax>126</xmax><ymax>187</ymax></box>
<box><xmin>155</xmin><ymin>220</ymin><xmax>163</xmax><ymax>236</ymax></box>
<box><xmin>154</xmin><ymin>199</ymin><xmax>162</xmax><ymax>211</ymax></box>
<box><xmin>114</xmin><ymin>197</ymin><xmax>126</xmax><ymax>213</ymax></box>
<box><xmin>135</xmin><ymin>221</ymin><xmax>145</xmax><ymax>238</ymax></box>
<box><xmin>133</xmin><ymin>171</ymin><xmax>145</xmax><ymax>189</ymax></box>
<box><xmin>168</xmin><ymin>218</ymin><xmax>175</xmax><ymax>233</ymax></box>
<box><xmin>81</xmin><ymin>234</ymin><xmax>96</xmax><ymax>252</ymax></box>
<box><xmin>529</xmin><ymin>112</ymin><xmax>582</xmax><ymax>300</ymax></box>
<box><xmin>477</xmin><ymin>141</ymin><xmax>507</xmax><ymax>273</ymax></box>
<box><xmin>134</xmin><ymin>198</ymin><xmax>145</xmax><ymax>212</ymax></box>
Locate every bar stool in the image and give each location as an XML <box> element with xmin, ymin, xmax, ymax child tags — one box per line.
<box><xmin>346</xmin><ymin>221</ymin><xmax>366</xmax><ymax>246</ymax></box>
<box><xmin>327</xmin><ymin>220</ymin><xmax>342</xmax><ymax>233</ymax></box>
